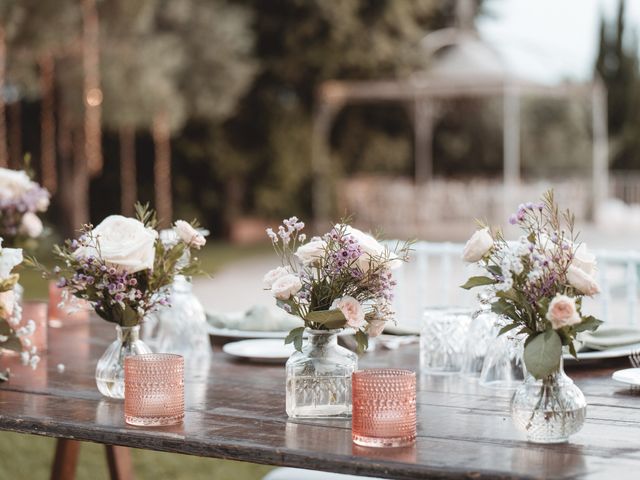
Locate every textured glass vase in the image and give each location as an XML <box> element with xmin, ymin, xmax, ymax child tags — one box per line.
<box><xmin>286</xmin><ymin>329</ymin><xmax>357</xmax><ymax>419</ymax></box>
<box><xmin>143</xmin><ymin>275</ymin><xmax>210</xmax><ymax>364</ymax></box>
<box><xmin>510</xmin><ymin>358</ymin><xmax>586</xmax><ymax>443</ymax></box>
<box><xmin>95</xmin><ymin>325</ymin><xmax>152</xmax><ymax>399</ymax></box>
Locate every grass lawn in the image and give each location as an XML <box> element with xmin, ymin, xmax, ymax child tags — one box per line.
<box><xmin>1</xmin><ymin>241</ymin><xmax>275</xmax><ymax>480</ymax></box>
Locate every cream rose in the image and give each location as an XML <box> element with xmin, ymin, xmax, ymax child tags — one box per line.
<box><xmin>338</xmin><ymin>225</ymin><xmax>401</xmax><ymax>271</ymax></box>
<box><xmin>263</xmin><ymin>266</ymin><xmax>290</xmax><ymax>289</ymax></box>
<box><xmin>75</xmin><ymin>215</ymin><xmax>158</xmax><ymax>273</ymax></box>
<box><xmin>174</xmin><ymin>220</ymin><xmax>206</xmax><ymax>249</ymax></box>
<box><xmin>546</xmin><ymin>294</ymin><xmax>581</xmax><ymax>329</ymax></box>
<box><xmin>571</xmin><ymin>243</ymin><xmax>597</xmax><ymax>276</ymax></box>
<box><xmin>332</xmin><ymin>296</ymin><xmax>365</xmax><ymax>329</ymax></box>
<box><xmin>366</xmin><ymin>319</ymin><xmax>386</xmax><ymax>337</ymax></box>
<box><xmin>271</xmin><ymin>273</ymin><xmax>302</xmax><ymax>300</ymax></box>
<box><xmin>566</xmin><ymin>265</ymin><xmax>600</xmax><ymax>296</ymax></box>
<box><xmin>0</xmin><ymin>247</ymin><xmax>23</xmax><ymax>278</ymax></box>
<box><xmin>0</xmin><ymin>168</ymin><xmax>33</xmax><ymax>201</ymax></box>
<box><xmin>462</xmin><ymin>228</ymin><xmax>493</xmax><ymax>262</ymax></box>
<box><xmin>295</xmin><ymin>238</ymin><xmax>326</xmax><ymax>266</ymax></box>
<box><xmin>19</xmin><ymin>212</ymin><xmax>43</xmax><ymax>238</ymax></box>
<box><xmin>0</xmin><ymin>290</ymin><xmax>15</xmax><ymax>319</ymax></box>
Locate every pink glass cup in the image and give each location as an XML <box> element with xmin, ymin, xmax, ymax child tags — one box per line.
<box><xmin>352</xmin><ymin>369</ymin><xmax>417</xmax><ymax>448</ymax></box>
<box><xmin>124</xmin><ymin>354</ymin><xmax>184</xmax><ymax>427</ymax></box>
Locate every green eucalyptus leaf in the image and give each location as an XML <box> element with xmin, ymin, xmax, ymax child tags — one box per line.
<box><xmin>460</xmin><ymin>276</ymin><xmax>497</xmax><ymax>290</ymax></box>
<box><xmin>284</xmin><ymin>326</ymin><xmax>305</xmax><ymax>353</ymax></box>
<box><xmin>574</xmin><ymin>315</ymin><xmax>603</xmax><ymax>333</ymax></box>
<box><xmin>305</xmin><ymin>309</ymin><xmax>347</xmax><ymax>329</ymax></box>
<box><xmin>355</xmin><ymin>330</ymin><xmax>369</xmax><ymax>354</ymax></box>
<box><xmin>498</xmin><ymin>322</ymin><xmax>519</xmax><ymax>336</ymax></box>
<box><xmin>523</xmin><ymin>330</ymin><xmax>562</xmax><ymax>380</ymax></box>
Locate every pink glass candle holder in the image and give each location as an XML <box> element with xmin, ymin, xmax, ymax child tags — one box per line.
<box><xmin>22</xmin><ymin>301</ymin><xmax>48</xmax><ymax>353</ymax></box>
<box><xmin>124</xmin><ymin>354</ymin><xmax>184</xmax><ymax>426</ymax></box>
<box><xmin>352</xmin><ymin>369</ymin><xmax>417</xmax><ymax>448</ymax></box>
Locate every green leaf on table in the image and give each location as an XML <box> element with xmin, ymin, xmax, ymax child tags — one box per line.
<box><xmin>461</xmin><ymin>276</ymin><xmax>497</xmax><ymax>290</ymax></box>
<box><xmin>305</xmin><ymin>309</ymin><xmax>347</xmax><ymax>329</ymax></box>
<box><xmin>285</xmin><ymin>327</ymin><xmax>305</xmax><ymax>352</ymax></box>
<box><xmin>523</xmin><ymin>330</ymin><xmax>562</xmax><ymax>379</ymax></box>
<box><xmin>574</xmin><ymin>315</ymin><xmax>603</xmax><ymax>333</ymax></box>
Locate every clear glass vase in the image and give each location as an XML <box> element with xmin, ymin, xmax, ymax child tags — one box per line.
<box><xmin>285</xmin><ymin>329</ymin><xmax>357</xmax><ymax>419</ymax></box>
<box><xmin>510</xmin><ymin>358</ymin><xmax>586</xmax><ymax>443</ymax></box>
<box><xmin>143</xmin><ymin>275</ymin><xmax>211</xmax><ymax>364</ymax></box>
<box><xmin>95</xmin><ymin>325</ymin><xmax>152</xmax><ymax>399</ymax></box>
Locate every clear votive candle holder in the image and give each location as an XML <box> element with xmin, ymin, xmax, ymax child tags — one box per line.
<box><xmin>352</xmin><ymin>369</ymin><xmax>417</xmax><ymax>448</ymax></box>
<box><xmin>124</xmin><ymin>353</ymin><xmax>184</xmax><ymax>427</ymax></box>
<box><xmin>420</xmin><ymin>307</ymin><xmax>472</xmax><ymax>375</ymax></box>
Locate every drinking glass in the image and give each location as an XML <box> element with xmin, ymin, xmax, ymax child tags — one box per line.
<box><xmin>124</xmin><ymin>353</ymin><xmax>184</xmax><ymax>426</ymax></box>
<box><xmin>352</xmin><ymin>369</ymin><xmax>416</xmax><ymax>448</ymax></box>
<box><xmin>420</xmin><ymin>307</ymin><xmax>472</xmax><ymax>374</ymax></box>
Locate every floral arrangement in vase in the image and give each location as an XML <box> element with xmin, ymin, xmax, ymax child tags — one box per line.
<box><xmin>265</xmin><ymin>217</ymin><xmax>410</xmax><ymax>419</ymax></box>
<box><xmin>0</xmin><ymin>239</ymin><xmax>40</xmax><ymax>380</ymax></box>
<box><xmin>0</xmin><ymin>166</ymin><xmax>50</xmax><ymax>249</ymax></box>
<box><xmin>31</xmin><ymin>204</ymin><xmax>206</xmax><ymax>398</ymax></box>
<box><xmin>264</xmin><ymin>217</ymin><xmax>411</xmax><ymax>353</ymax></box>
<box><xmin>461</xmin><ymin>190</ymin><xmax>602</xmax><ymax>443</ymax></box>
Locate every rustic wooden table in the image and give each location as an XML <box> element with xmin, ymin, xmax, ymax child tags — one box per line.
<box><xmin>1</xmin><ymin>317</ymin><xmax>639</xmax><ymax>480</ymax></box>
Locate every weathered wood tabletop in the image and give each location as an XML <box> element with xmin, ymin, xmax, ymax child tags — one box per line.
<box><xmin>1</xmin><ymin>317</ymin><xmax>639</xmax><ymax>480</ymax></box>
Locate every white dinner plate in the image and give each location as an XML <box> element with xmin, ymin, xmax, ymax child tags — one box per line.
<box><xmin>564</xmin><ymin>342</ymin><xmax>640</xmax><ymax>362</ymax></box>
<box><xmin>208</xmin><ymin>325</ymin><xmax>295</xmax><ymax>339</ymax></box>
<box><xmin>612</xmin><ymin>368</ymin><xmax>640</xmax><ymax>386</ymax></box>
<box><xmin>222</xmin><ymin>339</ymin><xmax>295</xmax><ymax>363</ymax></box>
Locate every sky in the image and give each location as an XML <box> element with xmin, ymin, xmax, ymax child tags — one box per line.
<box><xmin>477</xmin><ymin>0</ymin><xmax>640</xmax><ymax>84</ymax></box>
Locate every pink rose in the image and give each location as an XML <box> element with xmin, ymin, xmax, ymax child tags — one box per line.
<box><xmin>332</xmin><ymin>296</ymin><xmax>365</xmax><ymax>329</ymax></box>
<box><xmin>566</xmin><ymin>265</ymin><xmax>600</xmax><ymax>296</ymax></box>
<box><xmin>546</xmin><ymin>294</ymin><xmax>581</xmax><ymax>329</ymax></box>
<box><xmin>271</xmin><ymin>274</ymin><xmax>302</xmax><ymax>300</ymax></box>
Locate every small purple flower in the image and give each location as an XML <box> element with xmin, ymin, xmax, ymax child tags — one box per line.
<box><xmin>508</xmin><ymin>214</ymin><xmax>518</xmax><ymax>225</ymax></box>
<box><xmin>114</xmin><ymin>293</ymin><xmax>125</xmax><ymax>302</ymax></box>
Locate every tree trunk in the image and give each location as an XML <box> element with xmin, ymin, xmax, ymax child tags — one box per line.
<box><xmin>39</xmin><ymin>53</ymin><xmax>57</xmax><ymax>192</ymax></box>
<box><xmin>72</xmin><ymin>127</ymin><xmax>89</xmax><ymax>228</ymax></box>
<box><xmin>81</xmin><ymin>0</ymin><xmax>103</xmax><ymax>176</ymax></box>
<box><xmin>0</xmin><ymin>27</ymin><xmax>9</xmax><ymax>168</ymax></box>
<box><xmin>119</xmin><ymin>125</ymin><xmax>136</xmax><ymax>216</ymax></box>
<box><xmin>8</xmin><ymin>101</ymin><xmax>21</xmax><ymax>169</ymax></box>
<box><xmin>152</xmin><ymin>110</ymin><xmax>172</xmax><ymax>228</ymax></box>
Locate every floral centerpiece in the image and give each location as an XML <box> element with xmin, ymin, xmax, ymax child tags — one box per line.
<box><xmin>264</xmin><ymin>217</ymin><xmax>410</xmax><ymax>418</ymax></box>
<box><xmin>0</xmin><ymin>240</ymin><xmax>40</xmax><ymax>381</ymax></box>
<box><xmin>0</xmin><ymin>167</ymin><xmax>50</xmax><ymax>249</ymax></box>
<box><xmin>32</xmin><ymin>204</ymin><xmax>206</xmax><ymax>398</ymax></box>
<box><xmin>461</xmin><ymin>190</ymin><xmax>602</xmax><ymax>443</ymax></box>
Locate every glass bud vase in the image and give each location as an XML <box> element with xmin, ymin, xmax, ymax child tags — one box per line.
<box><xmin>95</xmin><ymin>325</ymin><xmax>152</xmax><ymax>399</ymax></box>
<box><xmin>510</xmin><ymin>358</ymin><xmax>586</xmax><ymax>443</ymax></box>
<box><xmin>143</xmin><ymin>275</ymin><xmax>211</xmax><ymax>364</ymax></box>
<box><xmin>286</xmin><ymin>329</ymin><xmax>357</xmax><ymax>419</ymax></box>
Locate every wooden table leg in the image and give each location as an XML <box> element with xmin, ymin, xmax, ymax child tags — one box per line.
<box><xmin>105</xmin><ymin>445</ymin><xmax>134</xmax><ymax>480</ymax></box>
<box><xmin>50</xmin><ymin>438</ymin><xmax>81</xmax><ymax>480</ymax></box>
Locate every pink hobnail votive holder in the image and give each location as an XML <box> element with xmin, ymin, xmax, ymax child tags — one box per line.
<box><xmin>124</xmin><ymin>354</ymin><xmax>184</xmax><ymax>427</ymax></box>
<box><xmin>22</xmin><ymin>301</ymin><xmax>49</xmax><ymax>353</ymax></box>
<box><xmin>352</xmin><ymin>369</ymin><xmax>417</xmax><ymax>448</ymax></box>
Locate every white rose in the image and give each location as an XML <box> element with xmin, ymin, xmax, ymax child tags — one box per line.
<box><xmin>36</xmin><ymin>194</ymin><xmax>50</xmax><ymax>212</ymax></box>
<box><xmin>295</xmin><ymin>238</ymin><xmax>326</xmax><ymax>265</ymax></box>
<box><xmin>566</xmin><ymin>265</ymin><xmax>600</xmax><ymax>296</ymax></box>
<box><xmin>0</xmin><ymin>168</ymin><xmax>33</xmax><ymax>200</ymax></box>
<box><xmin>366</xmin><ymin>319</ymin><xmax>386</xmax><ymax>337</ymax></box>
<box><xmin>174</xmin><ymin>220</ymin><xmax>206</xmax><ymax>249</ymax></box>
<box><xmin>19</xmin><ymin>212</ymin><xmax>43</xmax><ymax>238</ymax></box>
<box><xmin>75</xmin><ymin>215</ymin><xmax>158</xmax><ymax>273</ymax></box>
<box><xmin>271</xmin><ymin>273</ymin><xmax>302</xmax><ymax>300</ymax></box>
<box><xmin>462</xmin><ymin>228</ymin><xmax>493</xmax><ymax>263</ymax></box>
<box><xmin>263</xmin><ymin>266</ymin><xmax>290</xmax><ymax>289</ymax></box>
<box><xmin>546</xmin><ymin>294</ymin><xmax>581</xmax><ymax>329</ymax></box>
<box><xmin>0</xmin><ymin>247</ymin><xmax>23</xmax><ymax>278</ymax></box>
<box><xmin>0</xmin><ymin>290</ymin><xmax>14</xmax><ymax>319</ymax></box>
<box><xmin>571</xmin><ymin>243</ymin><xmax>597</xmax><ymax>277</ymax></box>
<box><xmin>331</xmin><ymin>296</ymin><xmax>365</xmax><ymax>329</ymax></box>
<box><xmin>338</xmin><ymin>225</ymin><xmax>401</xmax><ymax>271</ymax></box>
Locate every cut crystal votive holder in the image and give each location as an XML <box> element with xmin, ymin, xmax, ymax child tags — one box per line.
<box><xmin>352</xmin><ymin>369</ymin><xmax>417</xmax><ymax>448</ymax></box>
<box><xmin>124</xmin><ymin>353</ymin><xmax>184</xmax><ymax>426</ymax></box>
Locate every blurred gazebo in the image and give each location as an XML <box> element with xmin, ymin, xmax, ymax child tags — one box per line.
<box><xmin>311</xmin><ymin>0</ymin><xmax>608</xmax><ymax>230</ymax></box>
